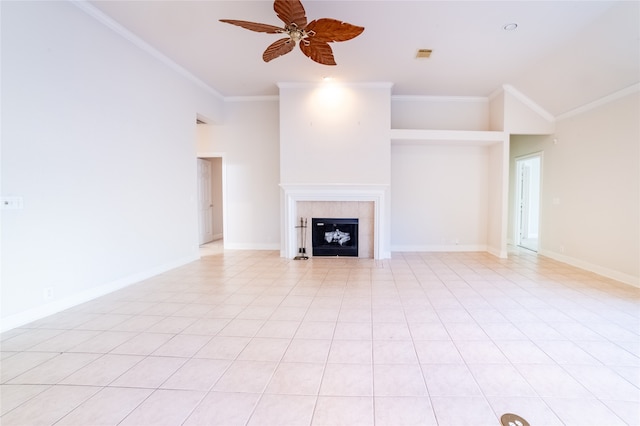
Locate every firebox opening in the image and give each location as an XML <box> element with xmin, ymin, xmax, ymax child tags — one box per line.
<box><xmin>312</xmin><ymin>218</ymin><xmax>359</xmax><ymax>257</ymax></box>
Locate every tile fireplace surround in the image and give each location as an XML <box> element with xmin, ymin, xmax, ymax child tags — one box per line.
<box><xmin>280</xmin><ymin>185</ymin><xmax>387</xmax><ymax>260</ymax></box>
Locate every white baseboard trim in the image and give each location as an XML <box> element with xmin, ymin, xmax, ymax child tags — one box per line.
<box><xmin>487</xmin><ymin>245</ymin><xmax>508</xmax><ymax>259</ymax></box>
<box><xmin>223</xmin><ymin>243</ymin><xmax>281</xmax><ymax>251</ymax></box>
<box><xmin>538</xmin><ymin>249</ymin><xmax>639</xmax><ymax>288</ymax></box>
<box><xmin>391</xmin><ymin>244</ymin><xmax>488</xmax><ymax>253</ymax></box>
<box><xmin>1</xmin><ymin>254</ymin><xmax>199</xmax><ymax>333</ymax></box>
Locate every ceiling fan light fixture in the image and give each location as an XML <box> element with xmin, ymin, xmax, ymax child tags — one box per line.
<box><xmin>416</xmin><ymin>49</ymin><xmax>433</xmax><ymax>59</ymax></box>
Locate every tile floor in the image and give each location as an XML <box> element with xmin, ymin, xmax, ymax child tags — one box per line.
<box><xmin>1</xmin><ymin>244</ymin><xmax>639</xmax><ymax>425</ymax></box>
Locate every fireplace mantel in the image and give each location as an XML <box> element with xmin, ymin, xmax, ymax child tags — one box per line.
<box><xmin>280</xmin><ymin>184</ymin><xmax>388</xmax><ymax>259</ymax></box>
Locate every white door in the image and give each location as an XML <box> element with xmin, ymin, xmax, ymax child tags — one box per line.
<box><xmin>197</xmin><ymin>158</ymin><xmax>214</xmax><ymax>245</ymax></box>
<box><xmin>515</xmin><ymin>154</ymin><xmax>541</xmax><ymax>252</ymax></box>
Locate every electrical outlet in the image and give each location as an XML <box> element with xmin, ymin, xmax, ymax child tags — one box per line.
<box><xmin>43</xmin><ymin>287</ymin><xmax>54</xmax><ymax>300</ymax></box>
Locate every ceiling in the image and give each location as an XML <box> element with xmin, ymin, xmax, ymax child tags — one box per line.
<box><xmin>89</xmin><ymin>1</ymin><xmax>639</xmax><ymax>116</ymax></box>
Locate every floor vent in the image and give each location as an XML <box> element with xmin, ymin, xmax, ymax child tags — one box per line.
<box><xmin>500</xmin><ymin>413</ymin><xmax>530</xmax><ymax>426</ymax></box>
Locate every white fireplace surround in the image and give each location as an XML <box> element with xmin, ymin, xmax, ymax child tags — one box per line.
<box><xmin>280</xmin><ymin>184</ymin><xmax>388</xmax><ymax>259</ymax></box>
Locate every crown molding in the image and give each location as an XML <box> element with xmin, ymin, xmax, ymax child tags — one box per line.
<box><xmin>391</xmin><ymin>95</ymin><xmax>488</xmax><ymax>103</ymax></box>
<box><xmin>70</xmin><ymin>0</ymin><xmax>224</xmax><ymax>101</ymax></box>
<box><xmin>501</xmin><ymin>84</ymin><xmax>556</xmax><ymax>123</ymax></box>
<box><xmin>556</xmin><ymin>83</ymin><xmax>640</xmax><ymax>121</ymax></box>
<box><xmin>224</xmin><ymin>96</ymin><xmax>279</xmax><ymax>102</ymax></box>
<box><xmin>277</xmin><ymin>82</ymin><xmax>394</xmax><ymax>90</ymax></box>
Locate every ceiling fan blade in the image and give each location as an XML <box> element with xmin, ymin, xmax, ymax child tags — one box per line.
<box><xmin>263</xmin><ymin>38</ymin><xmax>296</xmax><ymax>62</ymax></box>
<box><xmin>299</xmin><ymin>40</ymin><xmax>336</xmax><ymax>66</ymax></box>
<box><xmin>274</xmin><ymin>0</ymin><xmax>307</xmax><ymax>28</ymax></box>
<box><xmin>219</xmin><ymin>19</ymin><xmax>283</xmax><ymax>34</ymax></box>
<box><xmin>306</xmin><ymin>18</ymin><xmax>365</xmax><ymax>42</ymax></box>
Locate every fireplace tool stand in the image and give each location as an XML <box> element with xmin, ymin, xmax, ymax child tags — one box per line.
<box><xmin>294</xmin><ymin>217</ymin><xmax>309</xmax><ymax>260</ymax></box>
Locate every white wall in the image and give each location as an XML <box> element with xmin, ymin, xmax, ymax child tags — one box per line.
<box><xmin>1</xmin><ymin>1</ymin><xmax>224</xmax><ymax>330</ymax></box>
<box><xmin>279</xmin><ymin>83</ymin><xmax>392</xmax><ymax>185</ymax></box>
<box><xmin>391</xmin><ymin>144</ymin><xmax>490</xmax><ymax>251</ymax></box>
<box><xmin>509</xmin><ymin>91</ymin><xmax>639</xmax><ymax>286</ymax></box>
<box><xmin>391</xmin><ymin>97</ymin><xmax>489</xmax><ymax>131</ymax></box>
<box><xmin>198</xmin><ymin>99</ymin><xmax>281</xmax><ymax>249</ymax></box>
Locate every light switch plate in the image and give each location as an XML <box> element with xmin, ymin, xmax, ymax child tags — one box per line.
<box><xmin>1</xmin><ymin>196</ymin><xmax>24</xmax><ymax>210</ymax></box>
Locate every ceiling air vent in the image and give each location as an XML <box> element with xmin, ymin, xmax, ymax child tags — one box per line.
<box><xmin>416</xmin><ymin>49</ymin><xmax>433</xmax><ymax>59</ymax></box>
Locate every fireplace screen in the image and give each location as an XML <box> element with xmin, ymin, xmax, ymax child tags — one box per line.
<box><xmin>312</xmin><ymin>218</ymin><xmax>358</xmax><ymax>257</ymax></box>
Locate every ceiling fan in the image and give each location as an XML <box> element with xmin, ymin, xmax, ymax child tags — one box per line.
<box><xmin>220</xmin><ymin>0</ymin><xmax>364</xmax><ymax>66</ymax></box>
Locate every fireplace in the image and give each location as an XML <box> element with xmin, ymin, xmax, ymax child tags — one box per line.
<box><xmin>280</xmin><ymin>184</ymin><xmax>387</xmax><ymax>259</ymax></box>
<box><xmin>312</xmin><ymin>218</ymin><xmax>359</xmax><ymax>257</ymax></box>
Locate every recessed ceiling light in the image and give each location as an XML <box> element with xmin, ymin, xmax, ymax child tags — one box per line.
<box><xmin>416</xmin><ymin>49</ymin><xmax>433</xmax><ymax>59</ymax></box>
<box><xmin>503</xmin><ymin>23</ymin><xmax>518</xmax><ymax>31</ymax></box>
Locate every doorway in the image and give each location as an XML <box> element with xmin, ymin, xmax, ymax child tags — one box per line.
<box><xmin>515</xmin><ymin>153</ymin><xmax>542</xmax><ymax>252</ymax></box>
<box><xmin>197</xmin><ymin>157</ymin><xmax>224</xmax><ymax>246</ymax></box>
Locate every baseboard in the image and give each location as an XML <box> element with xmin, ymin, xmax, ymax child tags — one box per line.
<box><xmin>223</xmin><ymin>243</ymin><xmax>281</xmax><ymax>251</ymax></box>
<box><xmin>538</xmin><ymin>249</ymin><xmax>639</xmax><ymax>288</ymax></box>
<box><xmin>0</xmin><ymin>254</ymin><xmax>199</xmax><ymax>333</ymax></box>
<box><xmin>391</xmin><ymin>244</ymin><xmax>488</xmax><ymax>253</ymax></box>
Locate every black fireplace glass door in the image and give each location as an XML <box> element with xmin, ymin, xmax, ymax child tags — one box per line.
<box><xmin>312</xmin><ymin>218</ymin><xmax>358</xmax><ymax>257</ymax></box>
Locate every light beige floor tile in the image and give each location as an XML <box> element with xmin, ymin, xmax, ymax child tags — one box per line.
<box><xmin>328</xmin><ymin>340</ymin><xmax>372</xmax><ymax>364</ymax></box>
<box><xmin>218</xmin><ymin>318</ymin><xmax>266</xmax><ymax>337</ymax></box>
<box><xmin>414</xmin><ymin>340</ymin><xmax>464</xmax><ymax>364</ymax></box>
<box><xmin>67</xmin><ymin>330</ymin><xmax>137</xmax><ymax>353</ymax></box>
<box><xmin>408</xmin><ymin>322</ymin><xmax>450</xmax><ymax>340</ymax></box>
<box><xmin>212</xmin><ymin>360</ymin><xmax>278</xmax><ymax>393</ymax></box>
<box><xmin>430</xmin><ymin>396</ymin><xmax>498</xmax><ymax>426</ymax></box>
<box><xmin>152</xmin><ymin>334</ymin><xmax>211</xmax><ymax>358</ymax></box>
<box><xmin>334</xmin><ymin>322</ymin><xmax>373</xmax><ymax>340</ymax></box>
<box><xmin>119</xmin><ymin>389</ymin><xmax>205</xmax><ymax>426</ymax></box>
<box><xmin>145</xmin><ymin>316</ymin><xmax>198</xmax><ymax>334</ymax></box>
<box><xmin>320</xmin><ymin>363</ymin><xmax>373</xmax><ymax>396</ymax></box>
<box><xmin>0</xmin><ymin>352</ymin><xmax>58</xmax><ymax>383</ymax></box>
<box><xmin>373</xmin><ymin>322</ymin><xmax>412</xmax><ymax>340</ymax></box>
<box><xmin>181</xmin><ymin>318</ymin><xmax>230</xmax><ymax>335</ymax></box>
<box><xmin>454</xmin><ymin>340</ymin><xmax>510</xmax><ymax>364</ymax></box>
<box><xmin>237</xmin><ymin>337</ymin><xmax>291</xmax><ymax>362</ymax></box>
<box><xmin>374</xmin><ymin>396</ymin><xmax>437</xmax><ymax>425</ymax></box>
<box><xmin>74</xmin><ymin>314</ymin><xmax>132</xmax><ymax>331</ymax></box>
<box><xmin>194</xmin><ymin>335</ymin><xmax>251</xmax><ymax>359</ymax></box>
<box><xmin>488</xmin><ymin>397</ymin><xmax>563</xmax><ymax>426</ymax></box>
<box><xmin>373</xmin><ymin>340</ymin><xmax>418</xmax><ymax>364</ymax></box>
<box><xmin>110</xmin><ymin>332</ymin><xmax>173</xmax><ymax>355</ymax></box>
<box><xmin>295</xmin><ymin>321</ymin><xmax>336</xmax><ymax>339</ymax></box>
<box><xmin>59</xmin><ymin>354</ymin><xmax>144</xmax><ymax>386</ymax></box>
<box><xmin>161</xmin><ymin>358</ymin><xmax>230</xmax><ymax>391</ymax></box>
<box><xmin>247</xmin><ymin>394</ymin><xmax>316</xmax><ymax>426</ymax></box>
<box><xmin>516</xmin><ymin>364</ymin><xmax>593</xmax><ymax>398</ymax></box>
<box><xmin>110</xmin><ymin>356</ymin><xmax>186</xmax><ymax>388</ymax></box>
<box><xmin>55</xmin><ymin>387</ymin><xmax>152</xmax><ymax>426</ymax></box>
<box><xmin>27</xmin><ymin>330</ymin><xmax>102</xmax><ymax>352</ymax></box>
<box><xmin>2</xmin><ymin>250</ymin><xmax>639</xmax><ymax>426</ymax></box>
<box><xmin>544</xmin><ymin>397</ymin><xmax>627</xmax><ymax>425</ymax></box>
<box><xmin>494</xmin><ymin>340</ymin><xmax>554</xmax><ymax>364</ymax></box>
<box><xmin>0</xmin><ymin>384</ymin><xmax>99</xmax><ymax>426</ymax></box>
<box><xmin>312</xmin><ymin>396</ymin><xmax>374</xmax><ymax>426</ymax></box>
<box><xmin>374</xmin><ymin>364</ymin><xmax>428</xmax><ymax>396</ymax></box>
<box><xmin>423</xmin><ymin>364</ymin><xmax>482</xmax><ymax>397</ymax></box>
<box><xmin>265</xmin><ymin>362</ymin><xmax>324</xmax><ymax>395</ymax></box>
<box><xmin>563</xmin><ymin>364</ymin><xmax>640</xmax><ymax>401</ymax></box>
<box><xmin>255</xmin><ymin>320</ymin><xmax>300</xmax><ymax>338</ymax></box>
<box><xmin>282</xmin><ymin>339</ymin><xmax>331</xmax><ymax>364</ymax></box>
<box><xmin>468</xmin><ymin>364</ymin><xmax>538</xmax><ymax>397</ymax></box>
<box><xmin>0</xmin><ymin>384</ymin><xmax>49</xmax><ymax>415</ymax></box>
<box><xmin>184</xmin><ymin>391</ymin><xmax>260</xmax><ymax>426</ymax></box>
<box><xmin>1</xmin><ymin>329</ymin><xmax>66</xmax><ymax>352</ymax></box>
<box><xmin>8</xmin><ymin>352</ymin><xmax>101</xmax><ymax>385</ymax></box>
